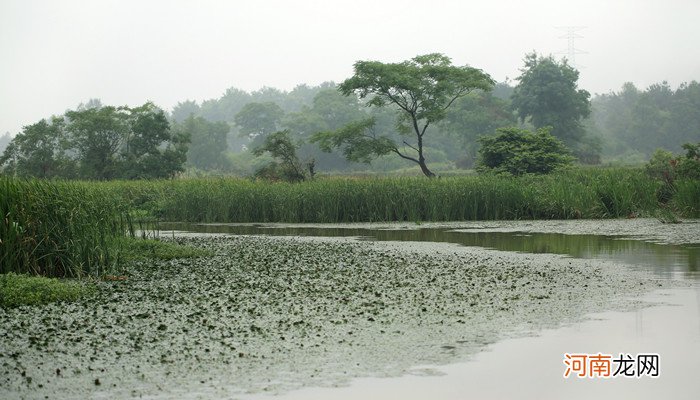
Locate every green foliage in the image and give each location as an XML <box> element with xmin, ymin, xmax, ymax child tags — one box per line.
<box><xmin>113</xmin><ymin>237</ymin><xmax>211</xmax><ymax>261</ymax></box>
<box><xmin>96</xmin><ymin>168</ymin><xmax>672</xmax><ymax>224</ymax></box>
<box><xmin>170</xmin><ymin>99</ymin><xmax>201</xmax><ymax>123</ymax></box>
<box><xmin>283</xmin><ymin>88</ymin><xmax>368</xmax><ymax>171</ymax></box>
<box><xmin>0</xmin><ymin>117</ymin><xmax>74</xmax><ymax>178</ymax></box>
<box><xmin>673</xmin><ymin>179</ymin><xmax>700</xmax><ymax>217</ymax></box>
<box><xmin>645</xmin><ymin>148</ymin><xmax>676</xmax><ymax>183</ymax></box>
<box><xmin>440</xmin><ymin>89</ymin><xmax>517</xmax><ymax>167</ymax></box>
<box><xmin>477</xmin><ymin>127</ymin><xmax>575</xmax><ymax>175</ymax></box>
<box><xmin>0</xmin><ymin>102</ymin><xmax>189</xmax><ymax>179</ymax></box>
<box><xmin>319</xmin><ymin>53</ymin><xmax>494</xmax><ymax>177</ymax></box>
<box><xmin>0</xmin><ymin>273</ymin><xmax>92</xmax><ymax>307</ymax></box>
<box><xmin>173</xmin><ymin>115</ymin><xmax>231</xmax><ymax>170</ymax></box>
<box><xmin>0</xmin><ymin>178</ymin><xmax>128</xmax><ymax>277</ymax></box>
<box><xmin>591</xmin><ymin>81</ymin><xmax>700</xmax><ymax>158</ymax></box>
<box><xmin>677</xmin><ymin>142</ymin><xmax>700</xmax><ymax>179</ymax></box>
<box><xmin>0</xmin><ymin>132</ymin><xmax>11</xmax><ymax>154</ymax></box>
<box><xmin>511</xmin><ymin>53</ymin><xmax>593</xmax><ymax>157</ymax></box>
<box><xmin>645</xmin><ymin>142</ymin><xmax>700</xmax><ymax>208</ymax></box>
<box><xmin>234</xmin><ymin>102</ymin><xmax>285</xmax><ymax>146</ymax></box>
<box><xmin>312</xmin><ymin>118</ymin><xmax>395</xmax><ymax>163</ymax></box>
<box><xmin>252</xmin><ymin>130</ymin><xmax>311</xmax><ymax>182</ymax></box>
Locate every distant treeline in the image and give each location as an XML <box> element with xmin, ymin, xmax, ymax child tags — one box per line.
<box><xmin>170</xmin><ymin>80</ymin><xmax>518</xmax><ymax>174</ymax></box>
<box><xmin>589</xmin><ymin>81</ymin><xmax>700</xmax><ymax>162</ymax></box>
<box><xmin>1</xmin><ymin>68</ymin><xmax>698</xmax><ymax>178</ymax></box>
<box><xmin>0</xmin><ymin>102</ymin><xmax>188</xmax><ymax>180</ymax></box>
<box><xmin>170</xmin><ymin>79</ymin><xmax>699</xmax><ymax>174</ymax></box>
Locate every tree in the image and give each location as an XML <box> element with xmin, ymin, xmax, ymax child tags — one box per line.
<box><xmin>312</xmin><ymin>53</ymin><xmax>494</xmax><ymax>177</ymax></box>
<box><xmin>120</xmin><ymin>103</ymin><xmax>189</xmax><ymax>179</ymax></box>
<box><xmin>171</xmin><ymin>100</ymin><xmax>200</xmax><ymax>123</ymax></box>
<box><xmin>234</xmin><ymin>102</ymin><xmax>284</xmax><ymax>148</ymax></box>
<box><xmin>252</xmin><ymin>130</ymin><xmax>311</xmax><ymax>182</ymax></box>
<box><xmin>511</xmin><ymin>53</ymin><xmax>591</xmax><ymax>149</ymax></box>
<box><xmin>66</xmin><ymin>105</ymin><xmax>130</xmax><ymax>179</ymax></box>
<box><xmin>1</xmin><ymin>102</ymin><xmax>189</xmax><ymax>179</ymax></box>
<box><xmin>283</xmin><ymin>88</ymin><xmax>367</xmax><ymax>171</ymax></box>
<box><xmin>0</xmin><ymin>117</ymin><xmax>74</xmax><ymax>178</ymax></box>
<box><xmin>440</xmin><ymin>90</ymin><xmax>516</xmax><ymax>168</ymax></box>
<box><xmin>589</xmin><ymin>81</ymin><xmax>700</xmax><ymax>161</ymax></box>
<box><xmin>477</xmin><ymin>127</ymin><xmax>574</xmax><ymax>175</ymax></box>
<box><xmin>0</xmin><ymin>132</ymin><xmax>11</xmax><ymax>155</ymax></box>
<box><xmin>174</xmin><ymin>115</ymin><xmax>231</xmax><ymax>170</ymax></box>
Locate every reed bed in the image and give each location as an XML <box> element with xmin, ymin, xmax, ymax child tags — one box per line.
<box><xmin>2</xmin><ymin>168</ymin><xmax>696</xmax><ymax>277</ymax></box>
<box><xmin>94</xmin><ymin>167</ymin><xmax>690</xmax><ymax>223</ymax></box>
<box><xmin>0</xmin><ymin>177</ymin><xmax>128</xmax><ymax>277</ymax></box>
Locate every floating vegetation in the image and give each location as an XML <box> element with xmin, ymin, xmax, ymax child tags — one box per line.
<box><xmin>0</xmin><ymin>273</ymin><xmax>92</xmax><ymax>307</ymax></box>
<box><xmin>0</xmin><ymin>234</ymin><xmax>674</xmax><ymax>398</ymax></box>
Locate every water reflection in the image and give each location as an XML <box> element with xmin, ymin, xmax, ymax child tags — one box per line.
<box><xmin>158</xmin><ymin>223</ymin><xmax>700</xmax><ymax>280</ymax></box>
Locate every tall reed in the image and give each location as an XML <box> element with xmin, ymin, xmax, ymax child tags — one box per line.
<box><xmin>96</xmin><ymin>167</ymin><xmax>672</xmax><ymax>223</ymax></box>
<box><xmin>0</xmin><ymin>178</ymin><xmax>127</xmax><ymax>277</ymax></box>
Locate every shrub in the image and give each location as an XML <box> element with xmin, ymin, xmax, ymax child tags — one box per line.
<box><xmin>477</xmin><ymin>127</ymin><xmax>575</xmax><ymax>175</ymax></box>
<box><xmin>676</xmin><ymin>142</ymin><xmax>700</xmax><ymax>180</ymax></box>
<box><xmin>645</xmin><ymin>143</ymin><xmax>700</xmax><ymax>206</ymax></box>
<box><xmin>252</xmin><ymin>130</ymin><xmax>313</xmax><ymax>182</ymax></box>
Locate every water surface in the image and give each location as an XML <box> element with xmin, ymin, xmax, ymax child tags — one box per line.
<box><xmin>158</xmin><ymin>222</ymin><xmax>700</xmax><ymax>280</ymax></box>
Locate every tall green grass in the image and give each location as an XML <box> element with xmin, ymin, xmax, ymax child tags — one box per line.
<box><xmin>2</xmin><ymin>169</ymin><xmax>694</xmax><ymax>278</ymax></box>
<box><xmin>1</xmin><ymin>177</ymin><xmax>128</xmax><ymax>277</ymax></box>
<box><xmin>673</xmin><ymin>179</ymin><xmax>700</xmax><ymax>217</ymax></box>
<box><xmin>96</xmin><ymin>167</ymin><xmax>684</xmax><ymax>223</ymax></box>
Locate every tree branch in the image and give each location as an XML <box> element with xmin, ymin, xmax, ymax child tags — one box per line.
<box><xmin>442</xmin><ymin>88</ymin><xmax>471</xmax><ymax>111</ymax></box>
<box><xmin>392</xmin><ymin>148</ymin><xmax>420</xmax><ymax>164</ymax></box>
<box><xmin>384</xmin><ymin>91</ymin><xmax>412</xmax><ymax>114</ymax></box>
<box><xmin>420</xmin><ymin>121</ymin><xmax>430</xmax><ymax>138</ymax></box>
<box><xmin>402</xmin><ymin>140</ymin><xmax>419</xmax><ymax>152</ymax></box>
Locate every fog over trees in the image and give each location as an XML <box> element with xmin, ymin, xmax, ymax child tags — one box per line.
<box><xmin>1</xmin><ymin>52</ymin><xmax>698</xmax><ymax>179</ymax></box>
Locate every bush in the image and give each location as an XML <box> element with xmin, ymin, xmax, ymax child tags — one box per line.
<box><xmin>252</xmin><ymin>130</ymin><xmax>313</xmax><ymax>182</ymax></box>
<box><xmin>645</xmin><ymin>143</ymin><xmax>700</xmax><ymax>206</ymax></box>
<box><xmin>677</xmin><ymin>142</ymin><xmax>700</xmax><ymax>180</ymax></box>
<box><xmin>645</xmin><ymin>148</ymin><xmax>676</xmax><ymax>183</ymax></box>
<box><xmin>477</xmin><ymin>127</ymin><xmax>575</xmax><ymax>175</ymax></box>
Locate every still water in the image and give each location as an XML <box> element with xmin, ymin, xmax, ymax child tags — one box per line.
<box><xmin>157</xmin><ymin>222</ymin><xmax>700</xmax><ymax>399</ymax></box>
<box><xmin>158</xmin><ymin>222</ymin><xmax>700</xmax><ymax>280</ymax></box>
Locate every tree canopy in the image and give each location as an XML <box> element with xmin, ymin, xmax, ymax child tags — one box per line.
<box><xmin>590</xmin><ymin>81</ymin><xmax>700</xmax><ymax>160</ymax></box>
<box><xmin>172</xmin><ymin>115</ymin><xmax>231</xmax><ymax>171</ymax></box>
<box><xmin>511</xmin><ymin>53</ymin><xmax>591</xmax><ymax>150</ymax></box>
<box><xmin>312</xmin><ymin>53</ymin><xmax>494</xmax><ymax>177</ymax></box>
<box><xmin>0</xmin><ymin>102</ymin><xmax>189</xmax><ymax>179</ymax></box>
<box><xmin>252</xmin><ymin>130</ymin><xmax>311</xmax><ymax>182</ymax></box>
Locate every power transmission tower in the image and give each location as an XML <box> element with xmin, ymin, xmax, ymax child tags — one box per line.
<box><xmin>555</xmin><ymin>26</ymin><xmax>587</xmax><ymax>69</ymax></box>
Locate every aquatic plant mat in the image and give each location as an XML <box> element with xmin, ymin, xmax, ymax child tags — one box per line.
<box><xmin>0</xmin><ymin>233</ymin><xmax>684</xmax><ymax>399</ymax></box>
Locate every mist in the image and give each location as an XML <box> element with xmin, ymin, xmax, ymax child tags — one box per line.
<box><xmin>2</xmin><ymin>0</ymin><xmax>699</xmax><ymax>136</ymax></box>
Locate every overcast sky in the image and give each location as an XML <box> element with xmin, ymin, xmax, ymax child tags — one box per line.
<box><xmin>1</xmin><ymin>0</ymin><xmax>699</xmax><ymax>136</ymax></box>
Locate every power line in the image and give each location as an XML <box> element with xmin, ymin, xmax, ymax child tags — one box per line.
<box><xmin>555</xmin><ymin>26</ymin><xmax>587</xmax><ymax>69</ymax></box>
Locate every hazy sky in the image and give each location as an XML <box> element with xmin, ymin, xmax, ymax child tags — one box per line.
<box><xmin>1</xmin><ymin>0</ymin><xmax>699</xmax><ymax>136</ymax></box>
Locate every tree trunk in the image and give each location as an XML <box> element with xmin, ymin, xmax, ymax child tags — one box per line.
<box><xmin>416</xmin><ymin>126</ymin><xmax>435</xmax><ymax>178</ymax></box>
<box><xmin>418</xmin><ymin>158</ymin><xmax>435</xmax><ymax>178</ymax></box>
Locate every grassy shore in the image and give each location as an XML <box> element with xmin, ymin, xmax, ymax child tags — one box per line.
<box><xmin>0</xmin><ymin>177</ymin><xmax>208</xmax><ymax>283</ymax></box>
<box><xmin>2</xmin><ymin>167</ymin><xmax>698</xmax><ymax>280</ymax></box>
